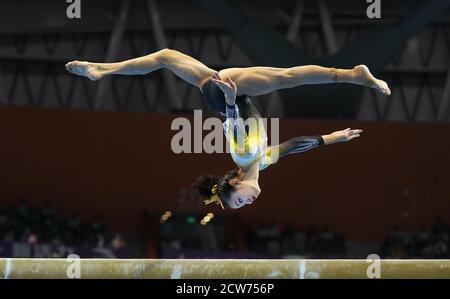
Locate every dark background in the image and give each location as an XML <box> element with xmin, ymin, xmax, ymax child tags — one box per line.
<box><xmin>0</xmin><ymin>0</ymin><xmax>449</xmax><ymax>259</ymax></box>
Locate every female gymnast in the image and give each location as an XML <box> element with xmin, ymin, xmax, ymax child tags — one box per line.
<box><xmin>65</xmin><ymin>48</ymin><xmax>390</xmax><ymax>209</ymax></box>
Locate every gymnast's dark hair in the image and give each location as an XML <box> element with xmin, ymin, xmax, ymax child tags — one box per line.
<box><xmin>193</xmin><ymin>170</ymin><xmax>239</xmax><ymax>206</ymax></box>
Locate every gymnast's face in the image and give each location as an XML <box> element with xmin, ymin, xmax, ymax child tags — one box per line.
<box><xmin>226</xmin><ymin>178</ymin><xmax>261</xmax><ymax>209</ymax></box>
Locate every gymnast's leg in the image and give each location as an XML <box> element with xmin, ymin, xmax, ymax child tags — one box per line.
<box><xmin>219</xmin><ymin>65</ymin><xmax>391</xmax><ymax>97</ymax></box>
<box><xmin>65</xmin><ymin>48</ymin><xmax>217</xmax><ymax>89</ymax></box>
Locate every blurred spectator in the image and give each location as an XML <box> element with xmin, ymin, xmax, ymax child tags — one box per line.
<box><xmin>0</xmin><ymin>201</ymin><xmax>127</xmax><ymax>253</ymax></box>
<box><xmin>381</xmin><ymin>218</ymin><xmax>450</xmax><ymax>258</ymax></box>
<box><xmin>240</xmin><ymin>222</ymin><xmax>346</xmax><ymax>258</ymax></box>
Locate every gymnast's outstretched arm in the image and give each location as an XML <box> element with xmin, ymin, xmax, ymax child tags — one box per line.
<box><xmin>262</xmin><ymin>128</ymin><xmax>362</xmax><ymax>168</ymax></box>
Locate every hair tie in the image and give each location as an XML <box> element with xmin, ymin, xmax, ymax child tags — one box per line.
<box><xmin>203</xmin><ymin>184</ymin><xmax>225</xmax><ymax>210</ymax></box>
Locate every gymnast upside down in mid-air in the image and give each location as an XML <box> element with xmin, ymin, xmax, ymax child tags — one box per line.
<box><xmin>66</xmin><ymin>48</ymin><xmax>391</xmax><ymax>209</ymax></box>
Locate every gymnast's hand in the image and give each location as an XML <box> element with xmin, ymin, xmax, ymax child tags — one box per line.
<box><xmin>211</xmin><ymin>73</ymin><xmax>237</xmax><ymax>106</ymax></box>
<box><xmin>323</xmin><ymin>128</ymin><xmax>363</xmax><ymax>145</ymax></box>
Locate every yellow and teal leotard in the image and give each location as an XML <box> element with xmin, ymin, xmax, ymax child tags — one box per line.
<box><xmin>222</xmin><ymin>98</ymin><xmax>277</xmax><ymax>171</ymax></box>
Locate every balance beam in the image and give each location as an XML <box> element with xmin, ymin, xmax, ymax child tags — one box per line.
<box><xmin>1</xmin><ymin>259</ymin><xmax>450</xmax><ymax>279</ymax></box>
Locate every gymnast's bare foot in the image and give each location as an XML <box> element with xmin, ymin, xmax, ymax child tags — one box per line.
<box><xmin>353</xmin><ymin>65</ymin><xmax>391</xmax><ymax>96</ymax></box>
<box><xmin>65</xmin><ymin>61</ymin><xmax>103</xmax><ymax>81</ymax></box>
